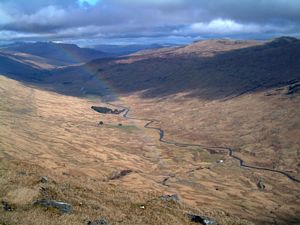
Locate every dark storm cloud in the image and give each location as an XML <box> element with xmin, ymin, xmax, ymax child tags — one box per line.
<box><xmin>0</xmin><ymin>0</ymin><xmax>299</xmax><ymax>42</ymax></box>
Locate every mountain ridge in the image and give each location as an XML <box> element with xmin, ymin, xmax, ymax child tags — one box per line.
<box><xmin>64</xmin><ymin>36</ymin><xmax>300</xmax><ymax>100</ymax></box>
<box><xmin>0</xmin><ymin>37</ymin><xmax>299</xmax><ymax>100</ymax></box>
<box><xmin>0</xmin><ymin>41</ymin><xmax>110</xmax><ymax>66</ymax></box>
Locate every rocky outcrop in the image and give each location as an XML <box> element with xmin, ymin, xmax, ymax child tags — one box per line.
<box><xmin>187</xmin><ymin>214</ymin><xmax>218</xmax><ymax>225</ymax></box>
<box><xmin>286</xmin><ymin>82</ymin><xmax>300</xmax><ymax>95</ymax></box>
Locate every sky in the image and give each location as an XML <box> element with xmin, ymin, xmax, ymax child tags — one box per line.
<box><xmin>0</xmin><ymin>0</ymin><xmax>299</xmax><ymax>45</ymax></box>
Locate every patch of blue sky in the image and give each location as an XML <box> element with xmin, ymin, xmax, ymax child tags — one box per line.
<box><xmin>77</xmin><ymin>0</ymin><xmax>99</xmax><ymax>7</ymax></box>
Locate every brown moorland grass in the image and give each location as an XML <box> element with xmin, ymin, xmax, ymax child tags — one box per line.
<box><xmin>0</xmin><ymin>75</ymin><xmax>254</xmax><ymax>225</ymax></box>
<box><xmin>0</xmin><ymin>75</ymin><xmax>299</xmax><ymax>224</ymax></box>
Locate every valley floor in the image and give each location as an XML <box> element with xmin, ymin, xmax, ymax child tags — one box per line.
<box><xmin>0</xmin><ymin>75</ymin><xmax>299</xmax><ymax>225</ymax></box>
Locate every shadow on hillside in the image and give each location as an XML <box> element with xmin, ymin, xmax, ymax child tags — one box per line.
<box><xmin>1</xmin><ymin>37</ymin><xmax>300</xmax><ymax>101</ymax></box>
<box><xmin>92</xmin><ymin>38</ymin><xmax>300</xmax><ymax>100</ymax></box>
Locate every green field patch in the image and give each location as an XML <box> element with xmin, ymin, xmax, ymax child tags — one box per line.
<box><xmin>107</xmin><ymin>124</ymin><xmax>139</xmax><ymax>132</ymax></box>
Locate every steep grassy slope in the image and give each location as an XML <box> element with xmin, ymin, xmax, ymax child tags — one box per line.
<box><xmin>130</xmin><ymin>39</ymin><xmax>260</xmax><ymax>58</ymax></box>
<box><xmin>44</xmin><ymin>37</ymin><xmax>300</xmax><ymax>100</ymax></box>
<box><xmin>1</xmin><ymin>42</ymin><xmax>109</xmax><ymax>66</ymax></box>
<box><xmin>0</xmin><ymin>75</ymin><xmax>256</xmax><ymax>225</ymax></box>
<box><xmin>92</xmin><ymin>37</ymin><xmax>300</xmax><ymax>99</ymax></box>
<box><xmin>0</xmin><ymin>51</ymin><xmax>56</xmax><ymax>69</ymax></box>
<box><xmin>0</xmin><ymin>37</ymin><xmax>299</xmax><ymax>225</ymax></box>
<box><xmin>0</xmin><ymin>53</ymin><xmax>46</xmax><ymax>81</ymax></box>
<box><xmin>92</xmin><ymin>43</ymin><xmax>173</xmax><ymax>56</ymax></box>
<box><xmin>2</xmin><ymin>37</ymin><xmax>299</xmax><ymax>100</ymax></box>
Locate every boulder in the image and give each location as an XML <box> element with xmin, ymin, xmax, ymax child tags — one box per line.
<box><xmin>187</xmin><ymin>214</ymin><xmax>218</xmax><ymax>225</ymax></box>
<box><xmin>34</xmin><ymin>199</ymin><xmax>72</xmax><ymax>213</ymax></box>
<box><xmin>5</xmin><ymin>187</ymin><xmax>39</xmax><ymax>206</ymax></box>
<box><xmin>87</xmin><ymin>219</ymin><xmax>108</xmax><ymax>225</ymax></box>
<box><xmin>40</xmin><ymin>176</ymin><xmax>48</xmax><ymax>183</ymax></box>
<box><xmin>287</xmin><ymin>82</ymin><xmax>300</xmax><ymax>95</ymax></box>
<box><xmin>159</xmin><ymin>194</ymin><xmax>179</xmax><ymax>203</ymax></box>
<box><xmin>257</xmin><ymin>180</ymin><xmax>266</xmax><ymax>190</ymax></box>
<box><xmin>1</xmin><ymin>201</ymin><xmax>13</xmax><ymax>211</ymax></box>
<box><xmin>109</xmin><ymin>169</ymin><xmax>132</xmax><ymax>180</ymax></box>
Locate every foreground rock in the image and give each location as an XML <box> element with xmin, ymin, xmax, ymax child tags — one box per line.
<box><xmin>109</xmin><ymin>169</ymin><xmax>132</xmax><ymax>180</ymax></box>
<box><xmin>1</xmin><ymin>201</ymin><xmax>13</xmax><ymax>211</ymax></box>
<box><xmin>87</xmin><ymin>219</ymin><xmax>109</xmax><ymax>225</ymax></box>
<box><xmin>187</xmin><ymin>214</ymin><xmax>218</xmax><ymax>225</ymax></box>
<box><xmin>286</xmin><ymin>80</ymin><xmax>300</xmax><ymax>95</ymax></box>
<box><xmin>159</xmin><ymin>194</ymin><xmax>179</xmax><ymax>203</ymax></box>
<box><xmin>34</xmin><ymin>199</ymin><xmax>72</xmax><ymax>213</ymax></box>
<box><xmin>257</xmin><ymin>180</ymin><xmax>266</xmax><ymax>190</ymax></box>
<box><xmin>40</xmin><ymin>176</ymin><xmax>48</xmax><ymax>183</ymax></box>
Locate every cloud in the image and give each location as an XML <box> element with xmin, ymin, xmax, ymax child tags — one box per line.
<box><xmin>0</xmin><ymin>8</ymin><xmax>13</xmax><ymax>25</ymax></box>
<box><xmin>176</xmin><ymin>19</ymin><xmax>290</xmax><ymax>35</ymax></box>
<box><xmin>21</xmin><ymin>6</ymin><xmax>66</xmax><ymax>27</ymax></box>
<box><xmin>0</xmin><ymin>0</ymin><xmax>299</xmax><ymax>43</ymax></box>
<box><xmin>190</xmin><ymin>19</ymin><xmax>259</xmax><ymax>34</ymax></box>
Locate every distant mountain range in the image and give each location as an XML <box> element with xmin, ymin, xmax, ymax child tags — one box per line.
<box><xmin>52</xmin><ymin>36</ymin><xmax>300</xmax><ymax>100</ymax></box>
<box><xmin>0</xmin><ymin>42</ymin><xmax>109</xmax><ymax>66</ymax></box>
<box><xmin>0</xmin><ymin>37</ymin><xmax>299</xmax><ymax>100</ymax></box>
<box><xmin>89</xmin><ymin>43</ymin><xmax>179</xmax><ymax>56</ymax></box>
<box><xmin>0</xmin><ymin>42</ymin><xmax>177</xmax><ymax>67</ymax></box>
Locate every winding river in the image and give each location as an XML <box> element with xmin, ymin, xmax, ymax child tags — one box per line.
<box><xmin>104</xmin><ymin>103</ymin><xmax>300</xmax><ymax>184</ymax></box>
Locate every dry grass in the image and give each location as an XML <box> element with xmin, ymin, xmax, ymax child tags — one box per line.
<box><xmin>0</xmin><ymin>159</ymin><xmax>206</xmax><ymax>225</ymax></box>
<box><xmin>123</xmin><ymin>89</ymin><xmax>300</xmax><ymax>175</ymax></box>
<box><xmin>0</xmin><ymin>75</ymin><xmax>299</xmax><ymax>224</ymax></box>
<box><xmin>115</xmin><ymin>89</ymin><xmax>300</xmax><ymax>224</ymax></box>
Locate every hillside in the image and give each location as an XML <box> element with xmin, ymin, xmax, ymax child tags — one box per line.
<box><xmin>0</xmin><ymin>37</ymin><xmax>299</xmax><ymax>225</ymax></box>
<box><xmin>3</xmin><ymin>37</ymin><xmax>299</xmax><ymax>98</ymax></box>
<box><xmin>44</xmin><ymin>37</ymin><xmax>300</xmax><ymax>100</ymax></box>
<box><xmin>130</xmin><ymin>39</ymin><xmax>261</xmax><ymax>58</ymax></box>
<box><xmin>0</xmin><ymin>52</ymin><xmax>46</xmax><ymax>81</ymax></box>
<box><xmin>0</xmin><ymin>51</ymin><xmax>56</xmax><ymax>69</ymax></box>
<box><xmin>0</xmin><ymin>42</ymin><xmax>110</xmax><ymax>66</ymax></box>
<box><xmin>91</xmin><ymin>43</ymin><xmax>175</xmax><ymax>56</ymax></box>
<box><xmin>0</xmin><ymin>75</ymin><xmax>254</xmax><ymax>225</ymax></box>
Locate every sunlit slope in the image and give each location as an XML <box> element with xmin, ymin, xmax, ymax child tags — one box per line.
<box><xmin>0</xmin><ymin>75</ymin><xmax>151</xmax><ymax>178</ymax></box>
<box><xmin>1</xmin><ymin>75</ymin><xmax>260</xmax><ymax>225</ymax></box>
<box><xmin>1</xmin><ymin>42</ymin><xmax>109</xmax><ymax>66</ymax></box>
<box><xmin>2</xmin><ymin>75</ymin><xmax>299</xmax><ymax>224</ymax></box>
